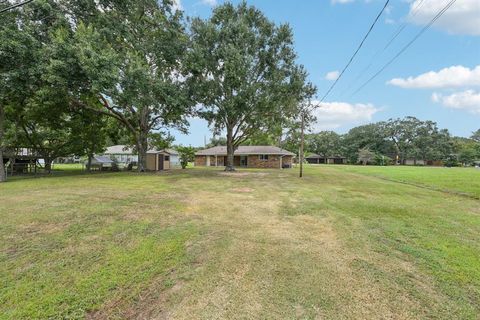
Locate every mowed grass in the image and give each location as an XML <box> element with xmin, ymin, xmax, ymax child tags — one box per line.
<box><xmin>328</xmin><ymin>164</ymin><xmax>480</xmax><ymax>198</ymax></box>
<box><xmin>0</xmin><ymin>166</ymin><xmax>479</xmax><ymax>319</ymax></box>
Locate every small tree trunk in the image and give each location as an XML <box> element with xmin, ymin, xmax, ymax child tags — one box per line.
<box><xmin>225</xmin><ymin>127</ymin><xmax>235</xmax><ymax>171</ymax></box>
<box><xmin>0</xmin><ymin>105</ymin><xmax>6</xmax><ymax>182</ymax></box>
<box><xmin>86</xmin><ymin>154</ymin><xmax>93</xmax><ymax>172</ymax></box>
<box><xmin>299</xmin><ymin>112</ymin><xmax>304</xmax><ymax>178</ymax></box>
<box><xmin>44</xmin><ymin>158</ymin><xmax>52</xmax><ymax>173</ymax></box>
<box><xmin>0</xmin><ymin>149</ymin><xmax>5</xmax><ymax>183</ymax></box>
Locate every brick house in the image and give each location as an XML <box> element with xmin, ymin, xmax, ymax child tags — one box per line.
<box><xmin>195</xmin><ymin>146</ymin><xmax>295</xmax><ymax>169</ymax></box>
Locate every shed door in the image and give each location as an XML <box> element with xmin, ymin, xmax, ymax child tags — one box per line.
<box><xmin>158</xmin><ymin>154</ymin><xmax>164</xmax><ymax>170</ymax></box>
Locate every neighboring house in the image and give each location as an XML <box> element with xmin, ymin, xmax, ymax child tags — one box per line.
<box><xmin>194</xmin><ymin>146</ymin><xmax>294</xmax><ymax>169</ymax></box>
<box><xmin>306</xmin><ymin>154</ymin><xmax>347</xmax><ymax>164</ymax></box>
<box><xmin>146</xmin><ymin>149</ymin><xmax>180</xmax><ymax>171</ymax></box>
<box><xmin>402</xmin><ymin>159</ymin><xmax>443</xmax><ymax>166</ymax></box>
<box><xmin>103</xmin><ymin>145</ymin><xmax>138</xmax><ymax>164</ymax></box>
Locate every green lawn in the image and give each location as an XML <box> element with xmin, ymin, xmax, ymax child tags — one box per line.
<box><xmin>328</xmin><ymin>164</ymin><xmax>480</xmax><ymax>199</ymax></box>
<box><xmin>1</xmin><ymin>166</ymin><xmax>479</xmax><ymax>319</ymax></box>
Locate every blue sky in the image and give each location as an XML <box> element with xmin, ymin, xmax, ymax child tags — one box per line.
<box><xmin>171</xmin><ymin>0</ymin><xmax>480</xmax><ymax>146</ymax></box>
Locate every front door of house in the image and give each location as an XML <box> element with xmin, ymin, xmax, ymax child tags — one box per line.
<box><xmin>158</xmin><ymin>154</ymin><xmax>164</xmax><ymax>170</ymax></box>
<box><xmin>240</xmin><ymin>156</ymin><xmax>247</xmax><ymax>167</ymax></box>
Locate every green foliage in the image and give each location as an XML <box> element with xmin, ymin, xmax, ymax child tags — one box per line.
<box><xmin>358</xmin><ymin>148</ymin><xmax>376</xmax><ymax>165</ymax></box>
<box><xmin>206</xmin><ymin>136</ymin><xmax>227</xmax><ymax>148</ymax></box>
<box><xmin>373</xmin><ymin>154</ymin><xmax>393</xmax><ymax>166</ymax></box>
<box><xmin>189</xmin><ymin>2</ymin><xmax>315</xmax><ymax>169</ymax></box>
<box><xmin>307</xmin><ymin>117</ymin><xmax>458</xmax><ymax>166</ymax></box>
<box><xmin>458</xmin><ymin>148</ymin><xmax>477</xmax><ymax>166</ymax></box>
<box><xmin>306</xmin><ymin>131</ymin><xmax>343</xmax><ymax>157</ymax></box>
<box><xmin>471</xmin><ymin>129</ymin><xmax>480</xmax><ymax>143</ymax></box>
<box><xmin>443</xmin><ymin>154</ymin><xmax>460</xmax><ymax>167</ymax></box>
<box><xmin>70</xmin><ymin>0</ymin><xmax>194</xmax><ymax>171</ymax></box>
<box><xmin>176</xmin><ymin>146</ymin><xmax>196</xmax><ymax>169</ymax></box>
<box><xmin>343</xmin><ymin>123</ymin><xmax>391</xmax><ymax>163</ymax></box>
<box><xmin>148</xmin><ymin>132</ymin><xmax>175</xmax><ymax>151</ymax></box>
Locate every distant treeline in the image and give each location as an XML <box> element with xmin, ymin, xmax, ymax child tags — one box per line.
<box><xmin>301</xmin><ymin>117</ymin><xmax>480</xmax><ymax>166</ymax></box>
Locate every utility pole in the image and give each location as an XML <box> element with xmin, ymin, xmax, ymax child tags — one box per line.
<box><xmin>299</xmin><ymin>111</ymin><xmax>304</xmax><ymax>178</ymax></box>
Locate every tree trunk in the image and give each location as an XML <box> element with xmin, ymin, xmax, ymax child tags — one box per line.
<box><xmin>299</xmin><ymin>112</ymin><xmax>304</xmax><ymax>178</ymax></box>
<box><xmin>0</xmin><ymin>150</ymin><xmax>5</xmax><ymax>183</ymax></box>
<box><xmin>137</xmin><ymin>129</ymin><xmax>148</xmax><ymax>172</ymax></box>
<box><xmin>44</xmin><ymin>158</ymin><xmax>52</xmax><ymax>173</ymax></box>
<box><xmin>86</xmin><ymin>154</ymin><xmax>93</xmax><ymax>172</ymax></box>
<box><xmin>225</xmin><ymin>127</ymin><xmax>235</xmax><ymax>171</ymax></box>
<box><xmin>0</xmin><ymin>105</ymin><xmax>6</xmax><ymax>182</ymax></box>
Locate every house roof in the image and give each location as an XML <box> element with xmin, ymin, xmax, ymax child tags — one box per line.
<box><xmin>196</xmin><ymin>146</ymin><xmax>295</xmax><ymax>156</ymax></box>
<box><xmin>306</xmin><ymin>154</ymin><xmax>346</xmax><ymax>159</ymax></box>
<box><xmin>147</xmin><ymin>148</ymin><xmax>178</xmax><ymax>155</ymax></box>
<box><xmin>105</xmin><ymin>145</ymin><xmax>179</xmax><ymax>155</ymax></box>
<box><xmin>104</xmin><ymin>145</ymin><xmax>135</xmax><ymax>155</ymax></box>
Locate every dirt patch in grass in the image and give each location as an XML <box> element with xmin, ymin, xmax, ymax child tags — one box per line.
<box><xmin>217</xmin><ymin>171</ymin><xmax>268</xmax><ymax>178</ymax></box>
<box><xmin>231</xmin><ymin>187</ymin><xmax>254</xmax><ymax>193</ymax></box>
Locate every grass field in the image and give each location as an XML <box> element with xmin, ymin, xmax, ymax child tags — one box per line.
<box><xmin>1</xmin><ymin>165</ymin><xmax>479</xmax><ymax>319</ymax></box>
<box><xmin>329</xmin><ymin>165</ymin><xmax>480</xmax><ymax>199</ymax></box>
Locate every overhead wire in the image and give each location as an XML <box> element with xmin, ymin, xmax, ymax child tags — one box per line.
<box><xmin>350</xmin><ymin>0</ymin><xmax>457</xmax><ymax>97</ymax></box>
<box><xmin>0</xmin><ymin>0</ymin><xmax>34</xmax><ymax>14</ymax></box>
<box><xmin>342</xmin><ymin>0</ymin><xmax>428</xmax><ymax>96</ymax></box>
<box><xmin>318</xmin><ymin>0</ymin><xmax>391</xmax><ymax>103</ymax></box>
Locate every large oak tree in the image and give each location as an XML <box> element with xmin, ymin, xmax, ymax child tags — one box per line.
<box><xmin>72</xmin><ymin>0</ymin><xmax>194</xmax><ymax>171</ymax></box>
<box><xmin>189</xmin><ymin>2</ymin><xmax>315</xmax><ymax>170</ymax></box>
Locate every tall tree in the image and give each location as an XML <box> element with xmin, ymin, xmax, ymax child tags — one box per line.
<box><xmin>306</xmin><ymin>131</ymin><xmax>343</xmax><ymax>157</ymax></box>
<box><xmin>471</xmin><ymin>129</ymin><xmax>480</xmax><ymax>143</ymax></box>
<box><xmin>343</xmin><ymin>123</ymin><xmax>391</xmax><ymax>163</ymax></box>
<box><xmin>189</xmin><ymin>2</ymin><xmax>315</xmax><ymax>170</ymax></box>
<box><xmin>0</xmin><ymin>1</ymin><xmax>48</xmax><ymax>181</ymax></box>
<box><xmin>383</xmin><ymin>117</ymin><xmax>422</xmax><ymax>164</ymax></box>
<box><xmin>71</xmin><ymin>0</ymin><xmax>193</xmax><ymax>171</ymax></box>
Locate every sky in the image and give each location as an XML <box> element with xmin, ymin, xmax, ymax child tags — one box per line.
<box><xmin>171</xmin><ymin>0</ymin><xmax>480</xmax><ymax>147</ymax></box>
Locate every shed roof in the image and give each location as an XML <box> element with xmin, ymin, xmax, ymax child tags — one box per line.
<box><xmin>147</xmin><ymin>148</ymin><xmax>178</xmax><ymax>155</ymax></box>
<box><xmin>196</xmin><ymin>146</ymin><xmax>295</xmax><ymax>156</ymax></box>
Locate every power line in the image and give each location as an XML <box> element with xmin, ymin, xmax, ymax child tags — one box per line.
<box><xmin>318</xmin><ymin>0</ymin><xmax>390</xmax><ymax>103</ymax></box>
<box><xmin>351</xmin><ymin>0</ymin><xmax>456</xmax><ymax>97</ymax></box>
<box><xmin>342</xmin><ymin>0</ymin><xmax>427</xmax><ymax>95</ymax></box>
<box><xmin>0</xmin><ymin>0</ymin><xmax>34</xmax><ymax>14</ymax></box>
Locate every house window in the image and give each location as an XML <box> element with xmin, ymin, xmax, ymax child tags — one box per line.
<box><xmin>259</xmin><ymin>154</ymin><xmax>269</xmax><ymax>161</ymax></box>
<box><xmin>164</xmin><ymin>156</ymin><xmax>170</xmax><ymax>161</ymax></box>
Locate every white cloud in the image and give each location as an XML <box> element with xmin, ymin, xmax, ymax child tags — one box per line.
<box><xmin>325</xmin><ymin>70</ymin><xmax>340</xmax><ymax>81</ymax></box>
<box><xmin>311</xmin><ymin>101</ymin><xmax>380</xmax><ymax>130</ymax></box>
<box><xmin>432</xmin><ymin>90</ymin><xmax>480</xmax><ymax>114</ymax></box>
<box><xmin>201</xmin><ymin>0</ymin><xmax>217</xmax><ymax>6</ymax></box>
<box><xmin>385</xmin><ymin>18</ymin><xmax>395</xmax><ymax>25</ymax></box>
<box><xmin>388</xmin><ymin>65</ymin><xmax>480</xmax><ymax>89</ymax></box>
<box><xmin>407</xmin><ymin>0</ymin><xmax>480</xmax><ymax>36</ymax></box>
<box><xmin>331</xmin><ymin>0</ymin><xmax>375</xmax><ymax>4</ymax></box>
<box><xmin>331</xmin><ymin>0</ymin><xmax>354</xmax><ymax>4</ymax></box>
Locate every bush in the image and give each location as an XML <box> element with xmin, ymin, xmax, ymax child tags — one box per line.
<box><xmin>443</xmin><ymin>154</ymin><xmax>460</xmax><ymax>167</ymax></box>
<box><xmin>374</xmin><ymin>154</ymin><xmax>392</xmax><ymax>166</ymax></box>
<box><xmin>177</xmin><ymin>146</ymin><xmax>196</xmax><ymax>169</ymax></box>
